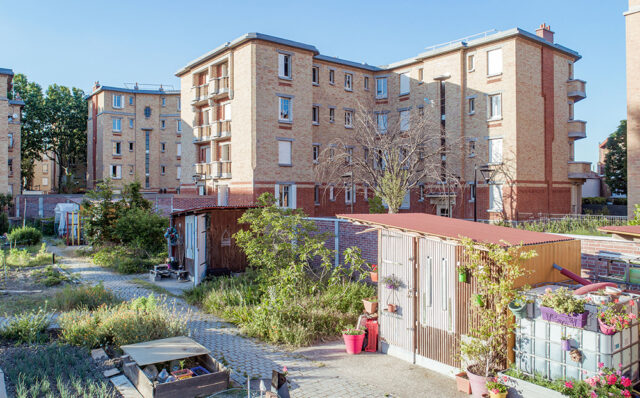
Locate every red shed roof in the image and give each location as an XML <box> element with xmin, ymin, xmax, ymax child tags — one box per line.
<box><xmin>598</xmin><ymin>225</ymin><xmax>640</xmax><ymax>238</ymax></box>
<box><xmin>337</xmin><ymin>213</ymin><xmax>574</xmax><ymax>246</ymax></box>
<box><xmin>170</xmin><ymin>205</ymin><xmax>256</xmax><ymax>217</ymax></box>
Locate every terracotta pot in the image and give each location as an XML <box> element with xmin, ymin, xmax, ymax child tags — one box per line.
<box><xmin>455</xmin><ymin>371</ymin><xmax>472</xmax><ymax>394</ymax></box>
<box><xmin>342</xmin><ymin>333</ymin><xmax>365</xmax><ymax>354</ymax></box>
<box><xmin>387</xmin><ymin>303</ymin><xmax>397</xmax><ymax>313</ymax></box>
<box><xmin>370</xmin><ymin>271</ymin><xmax>378</xmax><ymax>282</ymax></box>
<box><xmin>362</xmin><ymin>298</ymin><xmax>378</xmax><ymax>314</ymax></box>
<box><xmin>466</xmin><ymin>367</ymin><xmax>489</xmax><ymax>398</ymax></box>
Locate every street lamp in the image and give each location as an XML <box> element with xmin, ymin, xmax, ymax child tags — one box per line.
<box><xmin>341</xmin><ymin>171</ymin><xmax>354</xmax><ymax>214</ymax></box>
<box><xmin>473</xmin><ymin>164</ymin><xmax>495</xmax><ymax>222</ymax></box>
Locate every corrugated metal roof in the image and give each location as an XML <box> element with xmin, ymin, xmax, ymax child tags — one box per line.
<box><xmin>336</xmin><ymin>213</ymin><xmax>575</xmax><ymax>246</ymax></box>
<box><xmin>599</xmin><ymin>225</ymin><xmax>640</xmax><ymax>238</ymax></box>
<box><xmin>170</xmin><ymin>205</ymin><xmax>257</xmax><ymax>217</ymax></box>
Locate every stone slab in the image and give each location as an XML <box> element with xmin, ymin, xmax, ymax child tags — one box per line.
<box><xmin>109</xmin><ymin>375</ymin><xmax>144</xmax><ymax>398</ymax></box>
<box><xmin>103</xmin><ymin>368</ymin><xmax>121</xmax><ymax>378</ymax></box>
<box><xmin>91</xmin><ymin>348</ymin><xmax>109</xmax><ymax>361</ymax></box>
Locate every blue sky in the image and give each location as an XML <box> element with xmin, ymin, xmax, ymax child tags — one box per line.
<box><xmin>0</xmin><ymin>0</ymin><xmax>628</xmax><ymax>167</ymax></box>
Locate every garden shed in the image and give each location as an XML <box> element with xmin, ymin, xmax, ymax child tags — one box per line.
<box><xmin>169</xmin><ymin>206</ymin><xmax>254</xmax><ymax>285</ymax></box>
<box><xmin>337</xmin><ymin>213</ymin><xmax>582</xmax><ymax>375</ymax></box>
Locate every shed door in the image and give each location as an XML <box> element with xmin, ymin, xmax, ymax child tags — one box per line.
<box><xmin>378</xmin><ymin>230</ymin><xmax>414</xmax><ymax>353</ymax></box>
<box><xmin>416</xmin><ymin>237</ymin><xmax>457</xmax><ymax>364</ymax></box>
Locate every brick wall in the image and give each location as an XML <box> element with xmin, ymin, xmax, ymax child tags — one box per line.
<box><xmin>310</xmin><ymin>218</ymin><xmax>377</xmax><ymax>267</ymax></box>
<box><xmin>577</xmin><ymin>235</ymin><xmax>640</xmax><ymax>279</ymax></box>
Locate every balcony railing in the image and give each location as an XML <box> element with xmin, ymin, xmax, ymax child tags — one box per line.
<box><xmin>568</xmin><ymin>161</ymin><xmax>591</xmax><ymax>179</ymax></box>
<box><xmin>195</xmin><ymin>161</ymin><xmax>231</xmax><ymax>179</ymax></box>
<box><xmin>191</xmin><ymin>84</ymin><xmax>209</xmax><ymax>105</ymax></box>
<box><xmin>209</xmin><ymin>76</ymin><xmax>230</xmax><ymax>99</ymax></box>
<box><xmin>193</xmin><ymin>125</ymin><xmax>212</xmax><ymax>143</ymax></box>
<box><xmin>216</xmin><ymin>160</ymin><xmax>232</xmax><ymax>178</ymax></box>
<box><xmin>567</xmin><ymin>79</ymin><xmax>586</xmax><ymax>102</ymax></box>
<box><xmin>568</xmin><ymin>120</ymin><xmax>587</xmax><ymax>140</ymax></box>
<box><xmin>212</xmin><ymin>120</ymin><xmax>231</xmax><ymax>138</ymax></box>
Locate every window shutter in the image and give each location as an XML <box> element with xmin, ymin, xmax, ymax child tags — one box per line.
<box><xmin>225</xmin><ymin>103</ymin><xmax>231</xmax><ymax>120</ymax></box>
<box><xmin>487</xmin><ymin>48</ymin><xmax>503</xmax><ymax>76</ymax></box>
<box><xmin>400</xmin><ymin>73</ymin><xmax>410</xmax><ymax>94</ymax></box>
<box><xmin>291</xmin><ymin>184</ymin><xmax>297</xmax><ymax>209</ymax></box>
<box><xmin>274</xmin><ymin>184</ymin><xmax>280</xmax><ymax>206</ymax></box>
<box><xmin>278</xmin><ymin>54</ymin><xmax>285</xmax><ymax>77</ymax></box>
<box><xmin>278</xmin><ymin>141</ymin><xmax>291</xmax><ymax>165</ymax></box>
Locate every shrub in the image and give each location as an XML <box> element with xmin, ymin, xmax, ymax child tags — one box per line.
<box><xmin>7</xmin><ymin>226</ymin><xmax>42</xmax><ymax>245</ymax></box>
<box><xmin>0</xmin><ymin>307</ymin><xmax>51</xmax><ymax>344</ymax></box>
<box><xmin>611</xmin><ymin>197</ymin><xmax>627</xmax><ymax>206</ymax></box>
<box><xmin>540</xmin><ymin>287</ymin><xmax>586</xmax><ymax>315</ymax></box>
<box><xmin>52</xmin><ymin>283</ymin><xmax>119</xmax><ymax>311</ymax></box>
<box><xmin>368</xmin><ymin>196</ymin><xmax>386</xmax><ymax>214</ymax></box>
<box><xmin>6</xmin><ymin>244</ymin><xmax>53</xmax><ymax>267</ymax></box>
<box><xmin>34</xmin><ymin>265</ymin><xmax>70</xmax><ymax>286</ymax></box>
<box><xmin>113</xmin><ymin>207</ymin><xmax>168</xmax><ymax>254</ymax></box>
<box><xmin>92</xmin><ymin>246</ymin><xmax>161</xmax><ymax>274</ymax></box>
<box><xmin>582</xmin><ymin>197</ymin><xmax>607</xmax><ymax>205</ymax></box>
<box><xmin>0</xmin><ymin>212</ymin><xmax>8</xmax><ymax>235</ymax></box>
<box><xmin>58</xmin><ymin>294</ymin><xmax>188</xmax><ymax>348</ymax></box>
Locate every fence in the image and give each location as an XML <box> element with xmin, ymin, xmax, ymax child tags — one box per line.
<box><xmin>308</xmin><ymin>217</ymin><xmax>378</xmax><ymax>267</ymax></box>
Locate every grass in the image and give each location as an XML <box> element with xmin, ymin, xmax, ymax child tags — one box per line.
<box><xmin>3</xmin><ymin>243</ymin><xmax>53</xmax><ymax>268</ymax></box>
<box><xmin>130</xmin><ymin>277</ymin><xmax>178</xmax><ymax>297</ymax></box>
<box><xmin>92</xmin><ymin>246</ymin><xmax>166</xmax><ymax>274</ymax></box>
<box><xmin>0</xmin><ymin>344</ymin><xmax>116</xmax><ymax>398</ymax></box>
<box><xmin>0</xmin><ymin>292</ymin><xmax>56</xmax><ymax>316</ymax></box>
<box><xmin>497</xmin><ymin>217</ymin><xmax>628</xmax><ymax>236</ymax></box>
<box><xmin>32</xmin><ymin>265</ymin><xmax>72</xmax><ymax>286</ymax></box>
<box><xmin>0</xmin><ymin>307</ymin><xmax>52</xmax><ymax>344</ymax></box>
<box><xmin>51</xmin><ymin>283</ymin><xmax>120</xmax><ymax>312</ymax></box>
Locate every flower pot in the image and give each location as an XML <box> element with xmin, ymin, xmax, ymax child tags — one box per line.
<box><xmin>342</xmin><ymin>333</ymin><xmax>365</xmax><ymax>354</ymax></box>
<box><xmin>540</xmin><ymin>306</ymin><xmax>589</xmax><ymax>328</ymax></box>
<box><xmin>598</xmin><ymin>317</ymin><xmax>618</xmax><ymax>335</ymax></box>
<box><xmin>370</xmin><ymin>271</ymin><xmax>378</xmax><ymax>282</ymax></box>
<box><xmin>466</xmin><ymin>367</ymin><xmax>489</xmax><ymax>398</ymax></box>
<box><xmin>455</xmin><ymin>372</ymin><xmax>472</xmax><ymax>395</ymax></box>
<box><xmin>362</xmin><ymin>298</ymin><xmax>378</xmax><ymax>314</ymax></box>
<box><xmin>387</xmin><ymin>303</ymin><xmax>397</xmax><ymax>313</ymax></box>
<box><xmin>508</xmin><ymin>300</ymin><xmax>527</xmax><ymax>320</ymax></box>
<box><xmin>561</xmin><ymin>338</ymin><xmax>571</xmax><ymax>351</ymax></box>
<box><xmin>458</xmin><ymin>271</ymin><xmax>468</xmax><ymax>283</ymax></box>
<box><xmin>473</xmin><ymin>294</ymin><xmax>485</xmax><ymax>307</ymax></box>
<box><xmin>488</xmin><ymin>392</ymin><xmax>507</xmax><ymax>398</ymax></box>
<box><xmin>171</xmin><ymin>368</ymin><xmax>194</xmax><ymax>380</ymax></box>
<box><xmin>588</xmin><ymin>293</ymin><xmax>611</xmax><ymax>306</ymax></box>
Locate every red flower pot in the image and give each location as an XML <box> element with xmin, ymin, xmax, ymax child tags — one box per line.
<box><xmin>342</xmin><ymin>333</ymin><xmax>365</xmax><ymax>354</ymax></box>
<box><xmin>466</xmin><ymin>368</ymin><xmax>489</xmax><ymax>398</ymax></box>
<box><xmin>598</xmin><ymin>317</ymin><xmax>617</xmax><ymax>335</ymax></box>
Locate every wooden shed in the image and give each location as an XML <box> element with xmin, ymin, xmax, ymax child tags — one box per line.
<box><xmin>337</xmin><ymin>213</ymin><xmax>581</xmax><ymax>375</ymax></box>
<box><xmin>170</xmin><ymin>206</ymin><xmax>254</xmax><ymax>285</ymax></box>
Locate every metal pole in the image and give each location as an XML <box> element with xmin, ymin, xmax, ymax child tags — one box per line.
<box><xmin>473</xmin><ymin>166</ymin><xmax>478</xmax><ymax>222</ymax></box>
<box><xmin>350</xmin><ymin>171</ymin><xmax>354</xmax><ymax>214</ymax></box>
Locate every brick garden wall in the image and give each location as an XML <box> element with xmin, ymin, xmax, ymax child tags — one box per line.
<box><xmin>576</xmin><ymin>235</ymin><xmax>640</xmax><ymax>279</ymax></box>
<box><xmin>310</xmin><ymin>218</ymin><xmax>378</xmax><ymax>267</ymax></box>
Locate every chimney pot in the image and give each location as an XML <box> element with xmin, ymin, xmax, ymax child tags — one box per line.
<box><xmin>536</xmin><ymin>23</ymin><xmax>554</xmax><ymax>43</ymax></box>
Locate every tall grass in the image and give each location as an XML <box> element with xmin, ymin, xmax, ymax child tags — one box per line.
<box><xmin>497</xmin><ymin>217</ymin><xmax>627</xmax><ymax>236</ymax></box>
<box><xmin>0</xmin><ymin>307</ymin><xmax>52</xmax><ymax>344</ymax></box>
<box><xmin>52</xmin><ymin>283</ymin><xmax>119</xmax><ymax>311</ymax></box>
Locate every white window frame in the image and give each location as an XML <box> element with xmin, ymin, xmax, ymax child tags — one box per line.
<box><xmin>467</xmin><ymin>53</ymin><xmax>475</xmax><ymax>72</ymax></box>
<box><xmin>364</xmin><ymin>76</ymin><xmax>369</xmax><ymax>90</ymax></box>
<box><xmin>345</xmin><ymin>183</ymin><xmax>356</xmax><ymax>204</ymax></box>
<box><xmin>279</xmin><ymin>97</ymin><xmax>292</xmax><ymax>122</ymax></box>
<box><xmin>376</xmin><ymin>77</ymin><xmax>388</xmax><ymax>99</ymax></box>
<box><xmin>8</xmin><ymin>133</ymin><xmax>12</xmax><ymax>148</ymax></box>
<box><xmin>42</xmin><ymin>177</ymin><xmax>49</xmax><ymax>186</ymax></box>
<box><xmin>399</xmin><ymin>72</ymin><xmax>410</xmax><ymax>95</ymax></box>
<box><xmin>112</xmin><ymin>118</ymin><xmax>122</xmax><ymax>132</ymax></box>
<box><xmin>278</xmin><ymin>140</ymin><xmax>292</xmax><ymax>166</ymax></box>
<box><xmin>468</xmin><ymin>140</ymin><xmax>476</xmax><ymax>158</ymax></box>
<box><xmin>110</xmin><ymin>164</ymin><xmax>122</xmax><ymax>179</ymax></box>
<box><xmin>400</xmin><ymin>110</ymin><xmax>410</xmax><ymax>132</ymax></box>
<box><xmin>487</xmin><ymin>48</ymin><xmax>503</xmax><ymax>77</ymax></box>
<box><xmin>488</xmin><ymin>93</ymin><xmax>502</xmax><ymax>121</ymax></box>
<box><xmin>329</xmin><ymin>185</ymin><xmax>335</xmax><ymax>201</ymax></box>
<box><xmin>329</xmin><ymin>69</ymin><xmax>335</xmax><ymax>84</ymax></box>
<box><xmin>112</xmin><ymin>94</ymin><xmax>123</xmax><ymax>109</ymax></box>
<box><xmin>329</xmin><ymin>107</ymin><xmax>335</xmax><ymax>123</ymax></box>
<box><xmin>278</xmin><ymin>53</ymin><xmax>292</xmax><ymax>79</ymax></box>
<box><xmin>489</xmin><ymin>183</ymin><xmax>503</xmax><ymax>211</ymax></box>
<box><xmin>177</xmin><ymin>166</ymin><xmax>181</xmax><ymax>179</ymax></box>
<box><xmin>129</xmin><ymin>96</ymin><xmax>134</xmax><ymax>106</ymax></box>
<box><xmin>344</xmin><ymin>73</ymin><xmax>353</xmax><ymax>91</ymax></box>
<box><xmin>312</xmin><ymin>106</ymin><xmax>319</xmax><ymax>124</ymax></box>
<box><xmin>346</xmin><ymin>147</ymin><xmax>353</xmax><ymax>164</ymax></box>
<box><xmin>377</xmin><ymin>113</ymin><xmax>388</xmax><ymax>134</ymax></box>
<box><xmin>468</xmin><ymin>97</ymin><xmax>475</xmax><ymax>115</ymax></box>
<box><xmin>177</xmin><ymin>143</ymin><xmax>182</xmax><ymax>157</ymax></box>
<box><xmin>344</xmin><ymin>110</ymin><xmax>353</xmax><ymax>128</ymax></box>
<box><xmin>312</xmin><ymin>66</ymin><xmax>319</xmax><ymax>85</ymax></box>
<box><xmin>275</xmin><ymin>183</ymin><xmax>296</xmax><ymax>209</ymax></box>
<box><xmin>113</xmin><ymin>141</ymin><xmax>122</xmax><ymax>156</ymax></box>
<box><xmin>313</xmin><ymin>144</ymin><xmax>320</xmax><ymax>163</ymax></box>
<box><xmin>177</xmin><ymin>120</ymin><xmax>183</xmax><ymax>132</ymax></box>
<box><xmin>162</xmin><ymin>97</ymin><xmax>166</xmax><ymax>107</ymax></box>
<box><xmin>488</xmin><ymin>137</ymin><xmax>503</xmax><ymax>164</ymax></box>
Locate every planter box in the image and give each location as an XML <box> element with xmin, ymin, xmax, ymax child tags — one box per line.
<box><xmin>455</xmin><ymin>372</ymin><xmax>472</xmax><ymax>395</ymax></box>
<box><xmin>540</xmin><ymin>306</ymin><xmax>588</xmax><ymax>328</ymax></box>
<box><xmin>499</xmin><ymin>373</ymin><xmax>564</xmax><ymax>398</ymax></box>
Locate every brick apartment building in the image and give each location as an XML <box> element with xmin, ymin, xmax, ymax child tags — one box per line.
<box><xmin>0</xmin><ymin>68</ymin><xmax>23</xmax><ymax>197</ymax></box>
<box><xmin>627</xmin><ymin>0</ymin><xmax>640</xmax><ymax>217</ymax></box>
<box><xmin>86</xmin><ymin>83</ymin><xmax>182</xmax><ymax>192</ymax></box>
<box><xmin>27</xmin><ymin>152</ymin><xmax>59</xmax><ymax>193</ymax></box>
<box><xmin>176</xmin><ymin>25</ymin><xmax>590</xmax><ymax>219</ymax></box>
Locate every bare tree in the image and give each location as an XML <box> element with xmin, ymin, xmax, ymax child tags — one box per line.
<box><xmin>315</xmin><ymin>101</ymin><xmax>464</xmax><ymax>213</ymax></box>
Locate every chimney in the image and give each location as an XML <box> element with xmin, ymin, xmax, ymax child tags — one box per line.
<box><xmin>93</xmin><ymin>81</ymin><xmax>100</xmax><ymax>91</ymax></box>
<box><xmin>536</xmin><ymin>23</ymin><xmax>554</xmax><ymax>43</ymax></box>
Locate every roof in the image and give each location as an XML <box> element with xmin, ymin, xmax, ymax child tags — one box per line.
<box><xmin>598</xmin><ymin>225</ymin><xmax>640</xmax><ymax>239</ymax></box>
<box><xmin>9</xmin><ymin>99</ymin><xmax>25</xmax><ymax>106</ymax></box>
<box><xmin>0</xmin><ymin>68</ymin><xmax>14</xmax><ymax>76</ymax></box>
<box><xmin>314</xmin><ymin>55</ymin><xmax>382</xmax><ymax>72</ymax></box>
<box><xmin>170</xmin><ymin>205</ymin><xmax>257</xmax><ymax>217</ymax></box>
<box><xmin>86</xmin><ymin>85</ymin><xmax>180</xmax><ymax>99</ymax></box>
<box><xmin>336</xmin><ymin>213</ymin><xmax>575</xmax><ymax>246</ymax></box>
<box><xmin>121</xmin><ymin>336</ymin><xmax>210</xmax><ymax>366</ymax></box>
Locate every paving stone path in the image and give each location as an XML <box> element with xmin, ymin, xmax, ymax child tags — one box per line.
<box><xmin>50</xmin><ymin>247</ymin><xmax>389</xmax><ymax>398</ymax></box>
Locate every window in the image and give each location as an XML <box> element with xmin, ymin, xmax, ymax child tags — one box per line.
<box><xmin>312</xmin><ymin>66</ymin><xmax>319</xmax><ymax>84</ymax></box>
<box><xmin>345</xmin><ymin>184</ymin><xmax>355</xmax><ymax>204</ymax></box>
<box><xmin>278</xmin><ymin>140</ymin><xmax>292</xmax><ymax>166</ymax></box>
<box><xmin>329</xmin><ymin>69</ymin><xmax>335</xmax><ymax>84</ymax></box>
<box><xmin>161</xmin><ymin>165</ymin><xmax>166</xmax><ymax>175</ymax></box>
<box><xmin>161</xmin><ymin>120</ymin><xmax>166</xmax><ymax>129</ymax></box>
<box><xmin>161</xmin><ymin>142</ymin><xmax>166</xmax><ymax>152</ymax></box>
<box><xmin>329</xmin><ymin>147</ymin><xmax>335</xmax><ymax>160</ymax></box>
<box><xmin>42</xmin><ymin>177</ymin><xmax>49</xmax><ymax>186</ymax></box>
<box><xmin>313</xmin><ymin>145</ymin><xmax>320</xmax><ymax>163</ymax></box>
<box><xmin>346</xmin><ymin>147</ymin><xmax>353</xmax><ymax>164</ymax></box>
<box><xmin>376</xmin><ymin>77</ymin><xmax>387</xmax><ymax>98</ymax></box>
<box><xmin>487</xmin><ymin>48</ymin><xmax>503</xmax><ymax>76</ymax></box>
<box><xmin>400</xmin><ymin>73</ymin><xmax>410</xmax><ymax>95</ymax></box>
<box><xmin>314</xmin><ymin>185</ymin><xmax>320</xmax><ymax>204</ymax></box>
<box><xmin>364</xmin><ymin>76</ymin><xmax>369</xmax><ymax>90</ymax></box>
<box><xmin>489</xmin><ymin>184</ymin><xmax>503</xmax><ymax>211</ymax></box>
<box><xmin>376</xmin><ymin>113</ymin><xmax>387</xmax><ymax>133</ymax></box>
<box><xmin>42</xmin><ymin>163</ymin><xmax>48</xmax><ymax>173</ymax></box>
<box><xmin>112</xmin><ymin>118</ymin><xmax>121</xmax><ymax>132</ymax></box>
<box><xmin>144</xmin><ymin>107</ymin><xmax>151</xmax><ymax>118</ymax></box>
<box><xmin>344</xmin><ymin>73</ymin><xmax>353</xmax><ymax>91</ymax></box>
<box><xmin>129</xmin><ymin>119</ymin><xmax>134</xmax><ymax>128</ymax></box>
<box><xmin>177</xmin><ymin>120</ymin><xmax>182</xmax><ymax>132</ymax></box>
<box><xmin>276</xmin><ymin>183</ymin><xmax>295</xmax><ymax>208</ymax></box>
<box><xmin>568</xmin><ymin>62</ymin><xmax>574</xmax><ymax>80</ymax></box>
<box><xmin>224</xmin><ymin>103</ymin><xmax>232</xmax><ymax>120</ymax></box>
<box><xmin>129</xmin><ymin>142</ymin><xmax>134</xmax><ymax>152</ymax></box>
<box><xmin>110</xmin><ymin>165</ymin><xmax>122</xmax><ymax>179</ymax></box>
<box><xmin>279</xmin><ymin>97</ymin><xmax>292</xmax><ymax>122</ymax></box>
<box><xmin>176</xmin><ymin>143</ymin><xmax>182</xmax><ymax>157</ymax></box>
<box><xmin>162</xmin><ymin>97</ymin><xmax>166</xmax><ymax>107</ymax></box>
<box><xmin>400</xmin><ymin>110</ymin><xmax>410</xmax><ymax>132</ymax></box>
<box><xmin>278</xmin><ymin>53</ymin><xmax>292</xmax><ymax>79</ymax></box>
<box><xmin>329</xmin><ymin>108</ymin><xmax>335</xmax><ymax>123</ymax></box>
<box><xmin>569</xmin><ymin>102</ymin><xmax>574</xmax><ymax>120</ymax></box>
<box><xmin>329</xmin><ymin>185</ymin><xmax>335</xmax><ymax>201</ymax></box>
<box><xmin>344</xmin><ymin>110</ymin><xmax>353</xmax><ymax>128</ymax></box>
<box><xmin>113</xmin><ymin>94</ymin><xmax>123</xmax><ymax>109</ymax></box>
<box><xmin>470</xmin><ymin>182</ymin><xmax>476</xmax><ymax>202</ymax></box>
<box><xmin>129</xmin><ymin>96</ymin><xmax>134</xmax><ymax>106</ymax></box>
<box><xmin>468</xmin><ymin>97</ymin><xmax>475</xmax><ymax>115</ymax></box>
<box><xmin>113</xmin><ymin>142</ymin><xmax>122</xmax><ymax>156</ymax></box>
<box><xmin>468</xmin><ymin>140</ymin><xmax>476</xmax><ymax>157</ymax></box>
<box><xmin>129</xmin><ymin>165</ymin><xmax>134</xmax><ymax>175</ymax></box>
<box><xmin>467</xmin><ymin>54</ymin><xmax>475</xmax><ymax>72</ymax></box>
<box><xmin>312</xmin><ymin>106</ymin><xmax>319</xmax><ymax>124</ymax></box>
<box><xmin>489</xmin><ymin>138</ymin><xmax>503</xmax><ymax>164</ymax></box>
<box><xmin>419</xmin><ymin>184</ymin><xmax>425</xmax><ymax>201</ymax></box>
<box><xmin>177</xmin><ymin>166</ymin><xmax>181</xmax><ymax>179</ymax></box>
<box><xmin>8</xmin><ymin>133</ymin><xmax>12</xmax><ymax>148</ymax></box>
<box><xmin>8</xmin><ymin>159</ymin><xmax>13</xmax><ymax>175</ymax></box>
<box><xmin>177</xmin><ymin>98</ymin><xmax>181</xmax><ymax>111</ymax></box>
<box><xmin>488</xmin><ymin>93</ymin><xmax>502</xmax><ymax>120</ymax></box>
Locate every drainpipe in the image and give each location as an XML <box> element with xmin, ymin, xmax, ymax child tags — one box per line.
<box><xmin>334</xmin><ymin>220</ymin><xmax>340</xmax><ymax>268</ymax></box>
<box><xmin>460</xmin><ymin>47</ymin><xmax>467</xmax><ymax>218</ymax></box>
<box><xmin>412</xmin><ymin>236</ymin><xmax>419</xmax><ymax>364</ymax></box>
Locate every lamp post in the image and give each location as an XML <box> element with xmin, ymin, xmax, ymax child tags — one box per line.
<box><xmin>341</xmin><ymin>171</ymin><xmax>354</xmax><ymax>214</ymax></box>
<box><xmin>473</xmin><ymin>164</ymin><xmax>494</xmax><ymax>222</ymax></box>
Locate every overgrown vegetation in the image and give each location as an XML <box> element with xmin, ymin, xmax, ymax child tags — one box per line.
<box><xmin>59</xmin><ymin>294</ymin><xmax>188</xmax><ymax>348</ymax></box>
<box><xmin>0</xmin><ymin>307</ymin><xmax>52</xmax><ymax>344</ymax></box>
<box><xmin>82</xmin><ymin>180</ymin><xmax>168</xmax><ymax>273</ymax></box>
<box><xmin>7</xmin><ymin>226</ymin><xmax>43</xmax><ymax>246</ymax></box>
<box><xmin>184</xmin><ymin>193</ymin><xmax>375</xmax><ymax>346</ymax></box>
<box><xmin>496</xmin><ymin>216</ymin><xmax>626</xmax><ymax>236</ymax></box>
<box><xmin>33</xmin><ymin>265</ymin><xmax>71</xmax><ymax>286</ymax></box>
<box><xmin>52</xmin><ymin>283</ymin><xmax>119</xmax><ymax>311</ymax></box>
<box><xmin>4</xmin><ymin>243</ymin><xmax>53</xmax><ymax>267</ymax></box>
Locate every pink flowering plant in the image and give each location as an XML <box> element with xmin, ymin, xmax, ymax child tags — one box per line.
<box><xmin>574</xmin><ymin>363</ymin><xmax>633</xmax><ymax>398</ymax></box>
<box><xmin>599</xmin><ymin>302</ymin><xmax>637</xmax><ymax>332</ymax></box>
<box><xmin>486</xmin><ymin>376</ymin><xmax>508</xmax><ymax>394</ymax></box>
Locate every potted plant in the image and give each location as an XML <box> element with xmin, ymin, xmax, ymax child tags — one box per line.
<box><xmin>342</xmin><ymin>328</ymin><xmax>365</xmax><ymax>354</ymax></box>
<box><xmin>473</xmin><ymin>294</ymin><xmax>485</xmax><ymax>308</ymax></box>
<box><xmin>171</xmin><ymin>360</ymin><xmax>194</xmax><ymax>380</ymax></box>
<box><xmin>560</xmin><ymin>334</ymin><xmax>571</xmax><ymax>351</ymax></box>
<box><xmin>458</xmin><ymin>263</ymin><xmax>469</xmax><ymax>283</ymax></box>
<box><xmin>588</xmin><ymin>289</ymin><xmax>611</xmax><ymax>306</ymax></box>
<box><xmin>456</xmin><ymin>371</ymin><xmax>472</xmax><ymax>394</ymax></box>
<box><xmin>598</xmin><ymin>302</ymin><xmax>637</xmax><ymax>335</ymax></box>
<box><xmin>370</xmin><ymin>264</ymin><xmax>378</xmax><ymax>282</ymax></box>
<box><xmin>540</xmin><ymin>287</ymin><xmax>589</xmax><ymax>328</ymax></box>
<box><xmin>486</xmin><ymin>376</ymin><xmax>508</xmax><ymax>398</ymax></box>
<box><xmin>362</xmin><ymin>297</ymin><xmax>378</xmax><ymax>314</ymax></box>
<box><xmin>387</xmin><ymin>303</ymin><xmax>397</xmax><ymax>313</ymax></box>
<box><xmin>382</xmin><ymin>274</ymin><xmax>401</xmax><ymax>313</ymax></box>
<box><xmin>508</xmin><ymin>294</ymin><xmax>528</xmax><ymax>320</ymax></box>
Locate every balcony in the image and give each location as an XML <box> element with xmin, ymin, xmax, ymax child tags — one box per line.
<box><xmin>193</xmin><ymin>125</ymin><xmax>213</xmax><ymax>143</ymax></box>
<box><xmin>195</xmin><ymin>162</ymin><xmax>214</xmax><ymax>180</ymax></box>
<box><xmin>212</xmin><ymin>120</ymin><xmax>231</xmax><ymax>139</ymax></box>
<box><xmin>191</xmin><ymin>84</ymin><xmax>209</xmax><ymax>106</ymax></box>
<box><xmin>567</xmin><ymin>79</ymin><xmax>586</xmax><ymax>102</ymax></box>
<box><xmin>194</xmin><ymin>161</ymin><xmax>231</xmax><ymax>180</ymax></box>
<box><xmin>209</xmin><ymin>76</ymin><xmax>230</xmax><ymax>100</ymax></box>
<box><xmin>568</xmin><ymin>120</ymin><xmax>587</xmax><ymax>140</ymax></box>
<box><xmin>568</xmin><ymin>161</ymin><xmax>592</xmax><ymax>180</ymax></box>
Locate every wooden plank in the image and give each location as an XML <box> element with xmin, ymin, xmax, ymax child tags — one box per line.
<box><xmin>110</xmin><ymin>375</ymin><xmax>144</xmax><ymax>398</ymax></box>
<box><xmin>123</xmin><ymin>362</ymin><xmax>153</xmax><ymax>398</ymax></box>
<box><xmin>154</xmin><ymin>371</ymin><xmax>229</xmax><ymax>398</ymax></box>
<box><xmin>121</xmin><ymin>336</ymin><xmax>210</xmax><ymax>366</ymax></box>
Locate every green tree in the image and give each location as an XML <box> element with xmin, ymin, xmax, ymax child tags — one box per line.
<box><xmin>604</xmin><ymin>120</ymin><xmax>627</xmax><ymax>195</ymax></box>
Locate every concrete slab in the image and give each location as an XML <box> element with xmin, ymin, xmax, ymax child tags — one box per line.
<box><xmin>0</xmin><ymin>368</ymin><xmax>7</xmax><ymax>398</ymax></box>
<box><xmin>103</xmin><ymin>368</ymin><xmax>121</xmax><ymax>378</ymax></box>
<box><xmin>109</xmin><ymin>375</ymin><xmax>143</xmax><ymax>398</ymax></box>
<box><xmin>91</xmin><ymin>348</ymin><xmax>109</xmax><ymax>361</ymax></box>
